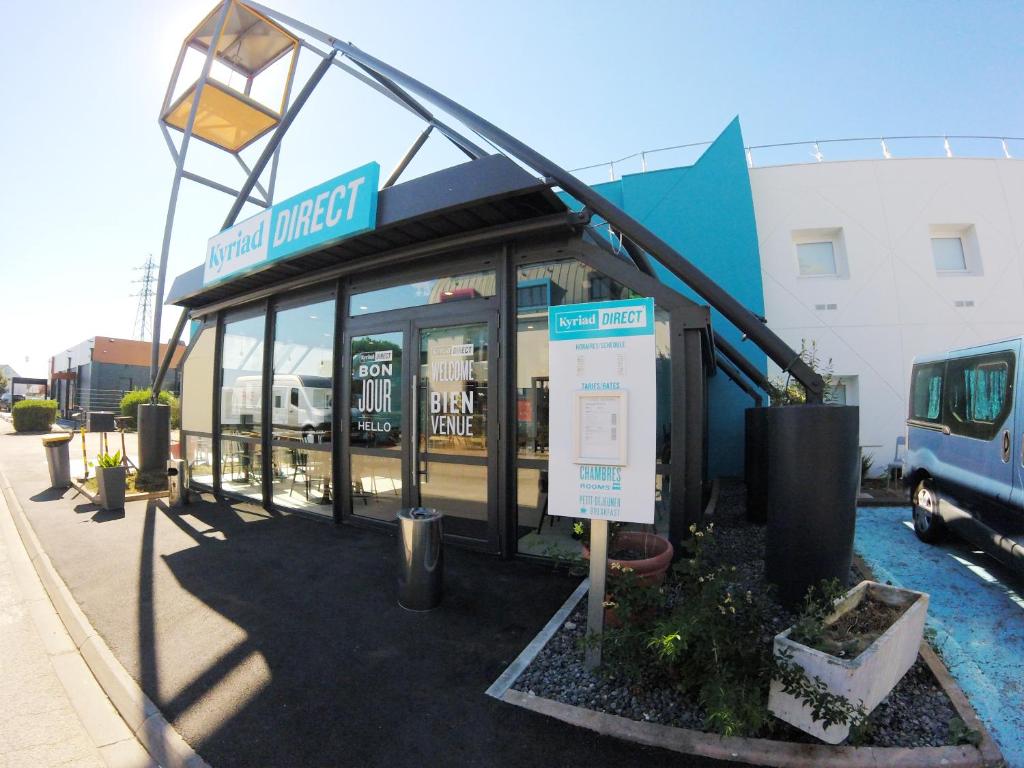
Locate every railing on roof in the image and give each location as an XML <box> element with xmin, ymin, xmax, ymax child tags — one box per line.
<box><xmin>569</xmin><ymin>134</ymin><xmax>1024</xmax><ymax>184</ymax></box>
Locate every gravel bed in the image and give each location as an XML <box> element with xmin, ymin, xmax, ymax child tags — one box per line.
<box><xmin>512</xmin><ymin>479</ymin><xmax>961</xmax><ymax>748</ymax></box>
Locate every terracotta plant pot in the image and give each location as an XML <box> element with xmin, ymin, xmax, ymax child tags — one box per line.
<box><xmin>583</xmin><ymin>531</ymin><xmax>675</xmax><ymax>586</ymax></box>
<box><xmin>583</xmin><ymin>531</ymin><xmax>674</xmax><ymax>626</ymax></box>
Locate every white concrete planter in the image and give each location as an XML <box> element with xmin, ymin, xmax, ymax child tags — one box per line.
<box><xmin>96</xmin><ymin>466</ymin><xmax>126</xmax><ymax>511</ymax></box>
<box><xmin>768</xmin><ymin>580</ymin><xmax>929</xmax><ymax>744</ymax></box>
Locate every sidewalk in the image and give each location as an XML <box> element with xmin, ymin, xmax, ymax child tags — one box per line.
<box><xmin>0</xmin><ymin>420</ymin><xmax>726</xmax><ymax>768</ymax></box>
<box><xmin>0</xmin><ymin>460</ymin><xmax>154</xmax><ymax>767</ymax></box>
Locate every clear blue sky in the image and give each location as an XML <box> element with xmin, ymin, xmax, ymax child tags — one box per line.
<box><xmin>2</xmin><ymin>0</ymin><xmax>1022</xmax><ymax>378</ymax></box>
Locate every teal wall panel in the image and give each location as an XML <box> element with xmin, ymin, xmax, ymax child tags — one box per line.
<box><xmin>561</xmin><ymin>118</ymin><xmax>765</xmax><ymax>477</ymax></box>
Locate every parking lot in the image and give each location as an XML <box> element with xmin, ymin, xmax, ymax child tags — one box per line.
<box><xmin>856</xmin><ymin>505</ymin><xmax>1024</xmax><ymax>766</ymax></box>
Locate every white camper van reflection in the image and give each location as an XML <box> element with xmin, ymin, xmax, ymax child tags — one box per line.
<box><xmin>229</xmin><ymin>375</ymin><xmax>333</xmax><ymax>442</ymax></box>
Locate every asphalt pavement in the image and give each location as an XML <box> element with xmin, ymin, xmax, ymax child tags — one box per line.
<box><xmin>0</xmin><ymin>420</ymin><xmax>733</xmax><ymax>768</ymax></box>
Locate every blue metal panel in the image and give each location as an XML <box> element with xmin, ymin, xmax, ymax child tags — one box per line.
<box><xmin>560</xmin><ymin>118</ymin><xmax>765</xmax><ymax>477</ymax></box>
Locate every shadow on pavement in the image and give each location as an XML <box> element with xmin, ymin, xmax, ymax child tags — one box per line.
<box><xmin>132</xmin><ymin>496</ymin><xmax>720</xmax><ymax>768</ymax></box>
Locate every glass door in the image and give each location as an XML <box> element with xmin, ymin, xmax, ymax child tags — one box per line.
<box><xmin>345</xmin><ymin>314</ymin><xmax>497</xmax><ymax>550</ymax></box>
<box><xmin>413</xmin><ymin>320</ymin><xmax>495</xmax><ymax>546</ymax></box>
<box><xmin>349</xmin><ymin>331</ymin><xmax>406</xmax><ymax>523</ymax></box>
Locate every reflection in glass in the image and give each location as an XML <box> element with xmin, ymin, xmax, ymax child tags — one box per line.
<box><xmin>351</xmin><ymin>453</ymin><xmax>403</xmax><ymax>523</ymax></box>
<box><xmin>272</xmin><ymin>298</ymin><xmax>335</xmax><ymax>444</ymax></box>
<box><xmin>221</xmin><ymin>313</ymin><xmax>266</xmax><ymax>437</ymax></box>
<box><xmin>350</xmin><ymin>333</ymin><xmax>403</xmax><ymax>449</ymax></box>
<box><xmin>418</xmin><ymin>462</ymin><xmax>488</xmax><ymax>540</ymax></box>
<box><xmin>514</xmin><ymin>259</ymin><xmax>633</xmax><ymax>458</ymax></box>
<box><xmin>350</xmin><ymin>270</ymin><xmax>495</xmax><ymax>316</ymax></box>
<box><xmin>514</xmin><ymin>466</ymin><xmax>581</xmax><ymax>558</ymax></box>
<box><xmin>418</xmin><ymin>324</ymin><xmax>488</xmax><ymax>457</ymax></box>
<box><xmin>186</xmin><ymin>435</ymin><xmax>214</xmax><ymax>487</ymax></box>
<box><xmin>270</xmin><ymin>445</ymin><xmax>332</xmax><ymax>516</ymax></box>
<box><xmin>220</xmin><ymin>438</ymin><xmax>263</xmax><ymax>501</ymax></box>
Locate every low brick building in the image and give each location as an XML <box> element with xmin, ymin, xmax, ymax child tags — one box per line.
<box><xmin>49</xmin><ymin>337</ymin><xmax>185</xmax><ymax>418</ymax></box>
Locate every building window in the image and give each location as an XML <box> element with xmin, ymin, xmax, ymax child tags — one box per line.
<box><xmin>516</xmin><ymin>279</ymin><xmax>551</xmax><ymax>311</ymax></box>
<box><xmin>929</xmin><ymin>224</ymin><xmax>981</xmax><ymax>275</ymax></box>
<box><xmin>931</xmin><ymin>237</ymin><xmax>967</xmax><ymax>272</ymax></box>
<box><xmin>588</xmin><ymin>275</ymin><xmax>615</xmax><ymax>301</ymax></box>
<box><xmin>270</xmin><ymin>295</ymin><xmax>335</xmax><ymax>516</ymax></box>
<box><xmin>827</xmin><ymin>375</ymin><xmax>857</xmax><ymax>406</ymax></box>
<box><xmin>796</xmin><ymin>241</ymin><xmax>837</xmax><ymax>276</ymax></box>
<box><xmin>792</xmin><ymin>228</ymin><xmax>847</xmax><ymax>278</ymax></box>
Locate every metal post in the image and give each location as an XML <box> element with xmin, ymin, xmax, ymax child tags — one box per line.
<box><xmin>150</xmin><ymin>0</ymin><xmax>231</xmax><ymax>381</ymax></box>
<box><xmin>383</xmin><ymin>125</ymin><xmax>433</xmax><ymax>188</ymax></box>
<box><xmin>151</xmin><ymin>310</ymin><xmax>189</xmax><ymax>399</ymax></box>
<box><xmin>585</xmin><ymin>519</ymin><xmax>608</xmax><ymax>670</ymax></box>
<box><xmin>221</xmin><ymin>50</ymin><xmax>337</xmax><ymax>231</ymax></box>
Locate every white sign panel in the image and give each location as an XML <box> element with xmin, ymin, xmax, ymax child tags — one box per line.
<box><xmin>548</xmin><ymin>298</ymin><xmax>656</xmax><ymax>524</ymax></box>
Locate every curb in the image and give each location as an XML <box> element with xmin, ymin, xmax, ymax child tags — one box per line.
<box><xmin>0</xmin><ymin>469</ymin><xmax>210</xmax><ymax>768</ymax></box>
<box><xmin>500</xmin><ymin>688</ymin><xmax>996</xmax><ymax>768</ymax></box>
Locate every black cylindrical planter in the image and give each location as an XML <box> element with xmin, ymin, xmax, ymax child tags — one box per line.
<box><xmin>745</xmin><ymin>407</ymin><xmax>770</xmax><ymax>523</ymax></box>
<box><xmin>137</xmin><ymin>403</ymin><xmax>171</xmax><ymax>475</ymax></box>
<box><xmin>764</xmin><ymin>405</ymin><xmax>859</xmax><ymax>608</ymax></box>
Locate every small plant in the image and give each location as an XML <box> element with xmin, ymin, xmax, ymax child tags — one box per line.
<box><xmin>94</xmin><ymin>451</ymin><xmax>122</xmax><ymax>469</ymax></box>
<box><xmin>769</xmin><ymin>339</ymin><xmax>835</xmax><ymax>406</ymax></box>
<box><xmin>119</xmin><ymin>389</ymin><xmax>180</xmax><ymax>430</ymax></box>
<box><xmin>861</xmin><ymin>452</ymin><xmax>875</xmax><ymax>481</ymax></box>
<box><xmin>947</xmin><ymin>716</ymin><xmax>981</xmax><ymax>747</ymax></box>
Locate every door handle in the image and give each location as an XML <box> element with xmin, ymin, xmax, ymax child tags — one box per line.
<box><xmin>1001</xmin><ymin>429</ymin><xmax>1011</xmax><ymax>463</ymax></box>
<box><xmin>411</xmin><ymin>374</ymin><xmax>418</xmax><ymax>487</ymax></box>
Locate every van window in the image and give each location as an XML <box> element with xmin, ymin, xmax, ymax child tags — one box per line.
<box><xmin>291</xmin><ymin>388</ymin><xmax>299</xmax><ymax>407</ymax></box>
<box><xmin>910</xmin><ymin>363</ymin><xmax>944</xmax><ymax>422</ymax></box>
<box><xmin>944</xmin><ymin>352</ymin><xmax>1014</xmax><ymax>440</ymax></box>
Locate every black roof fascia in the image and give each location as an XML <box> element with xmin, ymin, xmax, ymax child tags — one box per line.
<box><xmin>167</xmin><ymin>154</ymin><xmax>565</xmax><ymax>308</ymax></box>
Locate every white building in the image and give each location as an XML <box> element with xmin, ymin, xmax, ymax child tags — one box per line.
<box><xmin>750</xmin><ymin>154</ymin><xmax>1024</xmax><ymax>468</ymax></box>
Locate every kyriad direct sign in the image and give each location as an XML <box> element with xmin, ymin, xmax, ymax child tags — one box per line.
<box><xmin>547</xmin><ymin>297</ymin><xmax>656</xmax><ymax>525</ymax></box>
<box><xmin>203</xmin><ymin>161</ymin><xmax>380</xmax><ymax>286</ymax></box>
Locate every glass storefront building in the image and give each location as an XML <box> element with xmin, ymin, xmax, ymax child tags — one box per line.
<box><xmin>170</xmin><ymin>155</ymin><xmax>714</xmax><ymax>557</ymax></box>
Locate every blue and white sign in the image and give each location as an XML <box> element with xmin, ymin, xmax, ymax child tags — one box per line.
<box><xmin>548</xmin><ymin>297</ymin><xmax>656</xmax><ymax>524</ymax></box>
<box><xmin>203</xmin><ymin>161</ymin><xmax>380</xmax><ymax>286</ymax></box>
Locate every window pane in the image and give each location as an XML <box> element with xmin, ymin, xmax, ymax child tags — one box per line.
<box><xmin>932</xmin><ymin>237</ymin><xmax>966</xmax><ymax>271</ymax></box>
<box><xmin>271</xmin><ymin>298</ymin><xmax>334</xmax><ymax>443</ymax></box>
<box><xmin>350</xmin><ymin>270</ymin><xmax>495</xmax><ymax>316</ymax></box>
<box><xmin>220</xmin><ymin>437</ymin><xmax>262</xmax><ymax>501</ymax></box>
<box><xmin>271</xmin><ymin>297</ymin><xmax>334</xmax><ymax>515</ymax></box>
<box><xmin>221</xmin><ymin>313</ymin><xmax>265</xmax><ymax>436</ymax></box>
<box><xmin>182</xmin><ymin>324</ymin><xmax>216</xmax><ymax>433</ymax></box>
<box><xmin>797</xmin><ymin>241</ymin><xmax>837</xmax><ymax>276</ymax></box>
<box><xmin>944</xmin><ymin>353</ymin><xmax>1014</xmax><ymax>438</ymax></box>
<box><xmin>911</xmin><ymin>364</ymin><xmax>943</xmax><ymax>421</ymax></box>
<box><xmin>515</xmin><ymin>259</ymin><xmax>634</xmax><ymax>458</ymax></box>
<box><xmin>185</xmin><ymin>434</ymin><xmax>214</xmax><ymax>487</ymax></box>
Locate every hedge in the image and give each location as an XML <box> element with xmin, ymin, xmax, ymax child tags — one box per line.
<box><xmin>12</xmin><ymin>399</ymin><xmax>58</xmax><ymax>432</ymax></box>
<box><xmin>119</xmin><ymin>389</ymin><xmax>181</xmax><ymax>430</ymax></box>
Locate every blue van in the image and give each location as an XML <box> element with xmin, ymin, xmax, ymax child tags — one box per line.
<box><xmin>905</xmin><ymin>338</ymin><xmax>1024</xmax><ymax>573</ymax></box>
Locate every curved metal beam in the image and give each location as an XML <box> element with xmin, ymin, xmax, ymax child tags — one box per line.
<box><xmin>243</xmin><ymin>0</ymin><xmax>823</xmax><ymax>401</ymax></box>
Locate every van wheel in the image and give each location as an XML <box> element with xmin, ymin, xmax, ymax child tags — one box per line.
<box><xmin>301</xmin><ymin>425</ymin><xmax>315</xmax><ymax>443</ymax></box>
<box><xmin>912</xmin><ymin>479</ymin><xmax>945</xmax><ymax>543</ymax></box>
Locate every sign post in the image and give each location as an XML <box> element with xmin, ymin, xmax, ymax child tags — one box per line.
<box><xmin>547</xmin><ymin>297</ymin><xmax>657</xmax><ymax>670</ymax></box>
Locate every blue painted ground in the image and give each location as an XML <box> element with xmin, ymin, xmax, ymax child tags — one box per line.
<box><xmin>855</xmin><ymin>506</ymin><xmax>1024</xmax><ymax>767</ymax></box>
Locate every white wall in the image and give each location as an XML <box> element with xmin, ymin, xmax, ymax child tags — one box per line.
<box><xmin>750</xmin><ymin>157</ymin><xmax>1024</xmax><ymax>469</ymax></box>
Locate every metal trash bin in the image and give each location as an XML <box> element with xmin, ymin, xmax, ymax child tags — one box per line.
<box><xmin>397</xmin><ymin>508</ymin><xmax>444</xmax><ymax>611</ymax></box>
<box><xmin>167</xmin><ymin>459</ymin><xmax>187</xmax><ymax>508</ymax></box>
<box><xmin>42</xmin><ymin>434</ymin><xmax>72</xmax><ymax>488</ymax></box>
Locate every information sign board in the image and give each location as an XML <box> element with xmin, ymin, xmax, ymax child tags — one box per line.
<box><xmin>547</xmin><ymin>297</ymin><xmax>656</xmax><ymax>525</ymax></box>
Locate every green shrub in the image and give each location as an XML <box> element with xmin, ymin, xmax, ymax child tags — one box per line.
<box><xmin>12</xmin><ymin>399</ymin><xmax>58</xmax><ymax>432</ymax></box>
<box><xmin>119</xmin><ymin>389</ymin><xmax>181</xmax><ymax>430</ymax></box>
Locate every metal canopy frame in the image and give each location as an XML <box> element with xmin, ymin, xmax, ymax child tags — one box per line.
<box><xmin>152</xmin><ymin>0</ymin><xmax>817</xmax><ymax>411</ymax></box>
